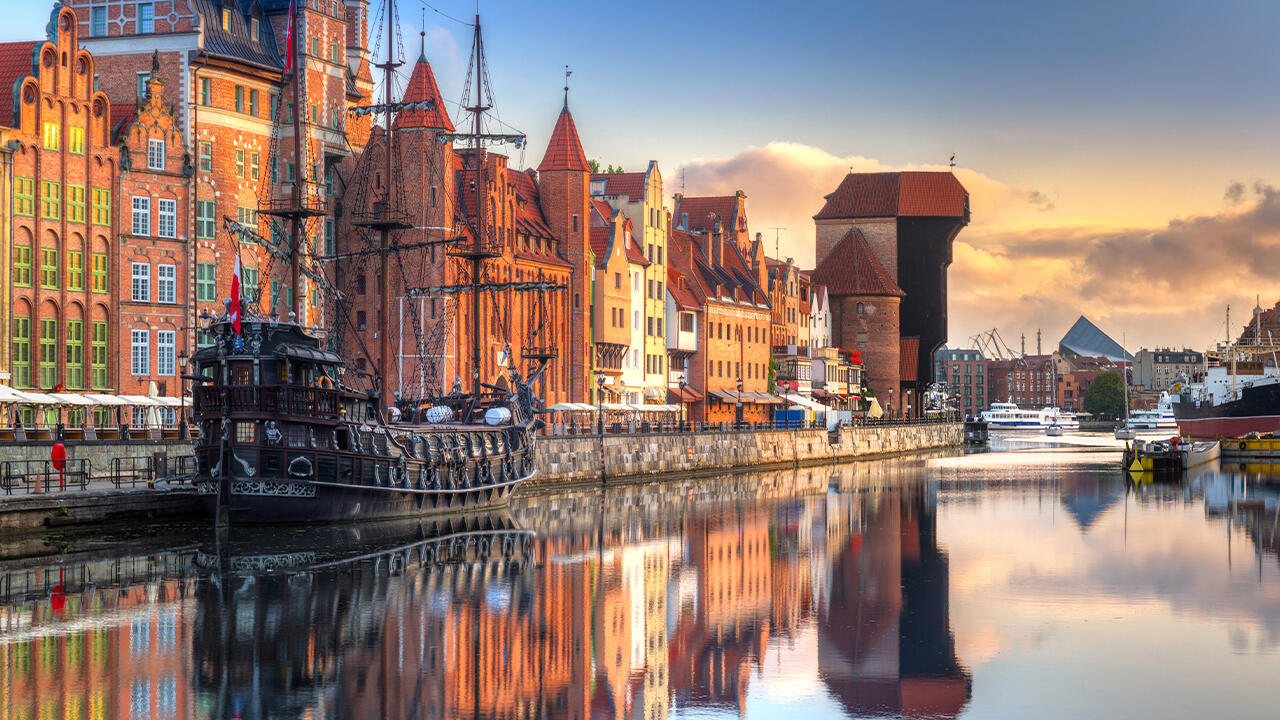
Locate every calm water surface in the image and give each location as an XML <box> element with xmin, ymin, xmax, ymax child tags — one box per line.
<box><xmin>2</xmin><ymin>443</ymin><xmax>1279</xmax><ymax>719</ymax></box>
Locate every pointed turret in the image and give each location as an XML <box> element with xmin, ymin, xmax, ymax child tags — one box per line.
<box><xmin>537</xmin><ymin>102</ymin><xmax>590</xmax><ymax>172</ymax></box>
<box><xmin>393</xmin><ymin>37</ymin><xmax>454</xmax><ymax>131</ymax></box>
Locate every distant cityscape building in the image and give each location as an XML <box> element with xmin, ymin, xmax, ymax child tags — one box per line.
<box><xmin>1133</xmin><ymin>348</ymin><xmax>1203</xmax><ymax>390</ymax></box>
<box><xmin>936</xmin><ymin>348</ymin><xmax>986</xmax><ymax>416</ymax></box>
<box><xmin>1058</xmin><ymin>316</ymin><xmax>1133</xmax><ymax>363</ymax></box>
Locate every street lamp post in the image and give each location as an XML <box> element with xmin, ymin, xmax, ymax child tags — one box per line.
<box><xmin>679</xmin><ymin>379</ymin><xmax>689</xmax><ymax>430</ymax></box>
<box><xmin>735</xmin><ymin>376</ymin><xmax>743</xmax><ymax>428</ymax></box>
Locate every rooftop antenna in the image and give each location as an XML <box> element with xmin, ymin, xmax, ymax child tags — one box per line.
<box><xmin>1037</xmin><ymin>329</ymin><xmax>1041</xmax><ymax>355</ymax></box>
<box><xmin>680</xmin><ymin>166</ymin><xmax>685</xmax><ymax>194</ymax></box>
<box><xmin>768</xmin><ymin>227</ymin><xmax>786</xmax><ymax>257</ymax></box>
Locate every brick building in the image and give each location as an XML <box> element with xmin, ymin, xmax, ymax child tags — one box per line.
<box><xmin>1054</xmin><ymin>354</ymin><xmax>1117</xmax><ymax>412</ymax></box>
<box><xmin>68</xmin><ymin>0</ymin><xmax>372</xmax><ymax>348</ymax></box>
<box><xmin>813</xmin><ymin>172</ymin><xmax>969</xmax><ymax>417</ymax></box>
<box><xmin>766</xmin><ymin>256</ymin><xmax>800</xmax><ymax>348</ymax></box>
<box><xmin>116</xmin><ymin>61</ymin><xmax>190</xmax><ymax>405</ymax></box>
<box><xmin>667</xmin><ymin>227</ymin><xmax>774</xmax><ymax>423</ymax></box>
<box><xmin>0</xmin><ymin>8</ymin><xmax>119</xmax><ymax>414</ymax></box>
<box><xmin>811</xmin><ymin>229</ymin><xmax>904</xmax><ymax>414</ymax></box>
<box><xmin>986</xmin><ymin>355</ymin><xmax>1055</xmax><ymax>408</ymax></box>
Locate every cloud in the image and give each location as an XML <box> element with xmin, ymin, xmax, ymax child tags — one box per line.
<box><xmin>676</xmin><ymin>142</ymin><xmax>1280</xmax><ymax>349</ymax></box>
<box><xmin>675</xmin><ymin>141</ymin><xmax>1045</xmax><ymax>265</ymax></box>
<box><xmin>950</xmin><ymin>184</ymin><xmax>1280</xmax><ymax>348</ymax></box>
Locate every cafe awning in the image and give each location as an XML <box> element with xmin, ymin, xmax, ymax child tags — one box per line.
<box><xmin>152</xmin><ymin>396</ymin><xmax>188</xmax><ymax>408</ymax></box>
<box><xmin>119</xmin><ymin>395</ymin><xmax>163</xmax><ymax>406</ymax></box>
<box><xmin>788</xmin><ymin>395</ymin><xmax>828</xmax><ymax>411</ymax></box>
<box><xmin>276</xmin><ymin>344</ymin><xmax>344</xmax><ymax>365</ymax></box>
<box><xmin>12</xmin><ymin>391</ymin><xmax>59</xmax><ymax>405</ymax></box>
<box><xmin>546</xmin><ymin>402</ymin><xmax>596</xmax><ymax>412</ymax></box>
<box><xmin>49</xmin><ymin>393</ymin><xmax>95</xmax><ymax>406</ymax></box>
<box><xmin>0</xmin><ymin>385</ymin><xmax>30</xmax><ymax>402</ymax></box>
<box><xmin>668</xmin><ymin>386</ymin><xmax>703</xmax><ymax>403</ymax></box>
<box><xmin>83</xmin><ymin>393</ymin><xmax>129</xmax><ymax>406</ymax></box>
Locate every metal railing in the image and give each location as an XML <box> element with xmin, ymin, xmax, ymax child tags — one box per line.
<box><xmin>194</xmin><ymin>385</ymin><xmax>342</xmax><ymax>421</ymax></box>
<box><xmin>539</xmin><ymin>416</ymin><xmax>957</xmax><ymax>437</ymax></box>
<box><xmin>1</xmin><ymin>459</ymin><xmax>92</xmax><ymax>494</ymax></box>
<box><xmin>110</xmin><ymin>455</ymin><xmax>197</xmax><ymax>488</ymax></box>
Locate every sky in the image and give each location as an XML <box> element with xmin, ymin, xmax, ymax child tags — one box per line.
<box><xmin>7</xmin><ymin>0</ymin><xmax>1280</xmax><ymax>352</ymax></box>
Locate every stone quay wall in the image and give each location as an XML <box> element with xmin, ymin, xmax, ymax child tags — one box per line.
<box><xmin>531</xmin><ymin>422</ymin><xmax>961</xmax><ymax>485</ymax></box>
<box><xmin>0</xmin><ymin>439</ymin><xmax>196</xmax><ymax>479</ymax></box>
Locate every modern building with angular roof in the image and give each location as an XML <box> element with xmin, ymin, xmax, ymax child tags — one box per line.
<box><xmin>1058</xmin><ymin>316</ymin><xmax>1133</xmax><ymax>363</ymax></box>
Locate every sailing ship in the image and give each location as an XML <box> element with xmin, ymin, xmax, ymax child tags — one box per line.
<box><xmin>189</xmin><ymin>2</ymin><xmax>556</xmax><ymax>523</ymax></box>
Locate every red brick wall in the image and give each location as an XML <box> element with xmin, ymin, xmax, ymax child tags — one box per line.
<box><xmin>832</xmin><ymin>294</ymin><xmax>900</xmax><ymax>414</ymax></box>
<box><xmin>9</xmin><ymin>9</ymin><xmax>119</xmax><ymax>396</ymax></box>
<box><xmin>539</xmin><ymin>168</ymin><xmax>591</xmax><ymax>402</ymax></box>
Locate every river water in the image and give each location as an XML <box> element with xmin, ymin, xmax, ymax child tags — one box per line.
<box><xmin>2</xmin><ymin>440</ymin><xmax>1279</xmax><ymax>719</ymax></box>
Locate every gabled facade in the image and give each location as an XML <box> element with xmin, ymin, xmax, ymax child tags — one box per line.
<box><xmin>667</xmin><ymin>227</ymin><xmax>773</xmax><ymax>423</ymax></box>
<box><xmin>589</xmin><ymin>206</ymin><xmax>633</xmax><ymax>398</ymax></box>
<box><xmin>116</xmin><ymin>58</ymin><xmax>190</xmax><ymax>399</ymax></box>
<box><xmin>1</xmin><ymin>8</ymin><xmax>119</xmax><ymax>402</ymax></box>
<box><xmin>666</xmin><ymin>262</ymin><xmax>701</xmax><ymax>407</ymax></box>
<box><xmin>766</xmin><ymin>256</ymin><xmax>800</xmax><ymax>348</ymax></box>
<box><xmin>590</xmin><ymin>161</ymin><xmax>669</xmax><ymax>399</ymax></box>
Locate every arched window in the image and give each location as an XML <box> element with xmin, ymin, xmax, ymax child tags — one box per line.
<box><xmin>856</xmin><ymin>302</ymin><xmax>865</xmax><ymax>315</ymax></box>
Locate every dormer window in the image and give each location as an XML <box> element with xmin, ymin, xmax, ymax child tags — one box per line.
<box><xmin>221</xmin><ymin>8</ymin><xmax>231</xmax><ymax>30</ymax></box>
<box><xmin>251</xmin><ymin>18</ymin><xmax>259</xmax><ymax>42</ymax></box>
<box><xmin>590</xmin><ymin>179</ymin><xmax>606</xmax><ymax>195</ymax></box>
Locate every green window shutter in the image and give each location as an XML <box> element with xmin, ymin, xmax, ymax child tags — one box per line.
<box><xmin>40</xmin><ymin>248</ymin><xmax>59</xmax><ymax>289</ymax></box>
<box><xmin>15</xmin><ymin>178</ymin><xmax>35</xmax><ymax>216</ymax></box>
<box><xmin>12</xmin><ymin>316</ymin><xmax>30</xmax><ymax>388</ymax></box>
<box><xmin>91</xmin><ymin>254</ymin><xmax>109</xmax><ymax>293</ymax></box>
<box><xmin>196</xmin><ymin>262</ymin><xmax>217</xmax><ymax>302</ymax></box>
<box><xmin>66</xmin><ymin>251</ymin><xmax>84</xmax><ymax>291</ymax></box>
<box><xmin>91</xmin><ymin>322</ymin><xmax>109</xmax><ymax>389</ymax></box>
<box><xmin>66</xmin><ymin>320</ymin><xmax>83</xmax><ymax>389</ymax></box>
<box><xmin>40</xmin><ymin>181</ymin><xmax>60</xmax><ymax>220</ymax></box>
<box><xmin>13</xmin><ymin>246</ymin><xmax>32</xmax><ymax>287</ymax></box>
<box><xmin>38</xmin><ymin>318</ymin><xmax>57</xmax><ymax>389</ymax></box>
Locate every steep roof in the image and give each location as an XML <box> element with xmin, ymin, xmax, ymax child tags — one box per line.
<box><xmin>675</xmin><ymin>195</ymin><xmax>739</xmax><ymax>234</ymax></box>
<box><xmin>537</xmin><ymin>105</ymin><xmax>589</xmax><ymax>172</ymax></box>
<box><xmin>590</xmin><ymin>171</ymin><xmax>645</xmax><ymax>199</ymax></box>
<box><xmin>194</xmin><ymin>0</ymin><xmax>284</xmax><ymax>70</ymax></box>
<box><xmin>625</xmin><ymin>232</ymin><xmax>649</xmax><ymax>266</ymax></box>
<box><xmin>393</xmin><ymin>53</ymin><xmax>454</xmax><ymax>131</ymax></box>
<box><xmin>810</xmin><ymin>229</ymin><xmax>905</xmax><ymax>297</ymax></box>
<box><xmin>667</xmin><ymin>267</ymin><xmax>701</xmax><ymax>311</ymax></box>
<box><xmin>1059</xmin><ymin>316</ymin><xmax>1133</xmax><ymax>362</ymax></box>
<box><xmin>814</xmin><ymin>171</ymin><xmax>967</xmax><ymax>220</ymax></box>
<box><xmin>110</xmin><ymin>102</ymin><xmax>137</xmax><ymax>142</ymax></box>
<box><xmin>0</xmin><ymin>41</ymin><xmax>38</xmax><ymax>127</ymax></box>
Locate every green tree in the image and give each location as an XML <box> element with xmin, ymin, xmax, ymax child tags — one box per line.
<box><xmin>1083</xmin><ymin>371</ymin><xmax>1126</xmax><ymax>417</ymax></box>
<box><xmin>767</xmin><ymin>357</ymin><xmax>778</xmax><ymax>393</ymax></box>
<box><xmin>587</xmin><ymin>159</ymin><xmax>600</xmax><ymax>173</ymax></box>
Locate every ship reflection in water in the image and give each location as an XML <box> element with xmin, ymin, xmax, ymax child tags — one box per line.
<box><xmin>2</xmin><ymin>451</ymin><xmax>1280</xmax><ymax>719</ymax></box>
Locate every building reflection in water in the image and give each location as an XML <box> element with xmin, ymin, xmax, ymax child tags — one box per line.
<box><xmin>0</xmin><ymin>465</ymin><xmax>980</xmax><ymax>720</ymax></box>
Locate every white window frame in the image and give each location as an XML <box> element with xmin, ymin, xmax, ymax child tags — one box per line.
<box><xmin>157</xmin><ymin>330</ymin><xmax>175</xmax><ymax>376</ymax></box>
<box><xmin>131</xmin><ymin>195</ymin><xmax>150</xmax><ymax>236</ymax></box>
<box><xmin>131</xmin><ymin>262</ymin><xmax>150</xmax><ymax>302</ymax></box>
<box><xmin>157</xmin><ymin>198</ymin><xmax>177</xmax><ymax>238</ymax></box>
<box><xmin>131</xmin><ymin>329</ymin><xmax>150</xmax><ymax>376</ymax></box>
<box><xmin>147</xmin><ymin>138</ymin><xmax>164</xmax><ymax>170</ymax></box>
<box><xmin>157</xmin><ymin>264</ymin><xmax>176</xmax><ymax>304</ymax></box>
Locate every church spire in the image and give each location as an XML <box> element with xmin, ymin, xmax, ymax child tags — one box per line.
<box><xmin>393</xmin><ymin>43</ymin><xmax>454</xmax><ymax>132</ymax></box>
<box><xmin>538</xmin><ymin>78</ymin><xmax>589</xmax><ymax>173</ymax></box>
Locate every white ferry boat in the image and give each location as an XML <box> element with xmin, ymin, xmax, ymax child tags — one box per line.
<box><xmin>981</xmin><ymin>402</ymin><xmax>1080</xmax><ymax>431</ymax></box>
<box><xmin>1129</xmin><ymin>393</ymin><xmax>1178</xmax><ymax>431</ymax></box>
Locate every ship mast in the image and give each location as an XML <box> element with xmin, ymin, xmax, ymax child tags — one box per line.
<box><xmin>469</xmin><ymin>15</ymin><xmax>486</xmax><ymax>394</ymax></box>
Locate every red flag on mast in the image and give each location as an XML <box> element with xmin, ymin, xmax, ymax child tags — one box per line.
<box><xmin>285</xmin><ymin>0</ymin><xmax>296</xmax><ymax>73</ymax></box>
<box><xmin>230</xmin><ymin>254</ymin><xmax>243</xmax><ymax>336</ymax></box>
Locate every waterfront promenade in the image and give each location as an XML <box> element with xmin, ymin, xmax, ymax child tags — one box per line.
<box><xmin>0</xmin><ymin>421</ymin><xmax>960</xmax><ymax>530</ymax></box>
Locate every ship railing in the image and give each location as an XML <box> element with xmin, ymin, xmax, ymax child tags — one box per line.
<box><xmin>194</xmin><ymin>385</ymin><xmax>343</xmax><ymax>422</ymax></box>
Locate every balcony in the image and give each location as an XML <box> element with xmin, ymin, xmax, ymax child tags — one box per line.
<box><xmin>193</xmin><ymin>385</ymin><xmax>343</xmax><ymax>424</ymax></box>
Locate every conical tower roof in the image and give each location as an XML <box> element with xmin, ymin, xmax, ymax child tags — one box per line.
<box><xmin>393</xmin><ymin>48</ymin><xmax>454</xmax><ymax>132</ymax></box>
<box><xmin>537</xmin><ymin>103</ymin><xmax>590</xmax><ymax>172</ymax></box>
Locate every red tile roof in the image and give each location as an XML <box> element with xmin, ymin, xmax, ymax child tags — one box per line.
<box><xmin>667</xmin><ymin>267</ymin><xmax>700</xmax><ymax>310</ymax></box>
<box><xmin>590</xmin><ymin>199</ymin><xmax>613</xmax><ymax>226</ymax></box>
<box><xmin>675</xmin><ymin>195</ymin><xmax>739</xmax><ymax>234</ymax></box>
<box><xmin>537</xmin><ymin>106</ymin><xmax>589</xmax><ymax>172</ymax></box>
<box><xmin>625</xmin><ymin>234</ymin><xmax>649</xmax><ymax>266</ymax></box>
<box><xmin>110</xmin><ymin>102</ymin><xmax>136</xmax><ymax>142</ymax></box>
<box><xmin>900</xmin><ymin>337</ymin><xmax>920</xmax><ymax>382</ymax></box>
<box><xmin>810</xmin><ymin>229</ymin><xmax>904</xmax><ymax>297</ymax></box>
<box><xmin>590</xmin><ymin>171</ymin><xmax>645</xmax><ymax>199</ymax></box>
<box><xmin>393</xmin><ymin>54</ymin><xmax>455</xmax><ymax>131</ymax></box>
<box><xmin>814</xmin><ymin>171</ymin><xmax>967</xmax><ymax>220</ymax></box>
<box><xmin>0</xmin><ymin>41</ymin><xmax>38</xmax><ymax>127</ymax></box>
<box><xmin>898</xmin><ymin>171</ymin><xmax>968</xmax><ymax>217</ymax></box>
<box><xmin>589</xmin><ymin>226</ymin><xmax>610</xmax><ymax>264</ymax></box>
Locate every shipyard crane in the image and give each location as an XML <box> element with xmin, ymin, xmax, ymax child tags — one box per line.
<box><xmin>969</xmin><ymin>328</ymin><xmax>1018</xmax><ymax>360</ymax></box>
